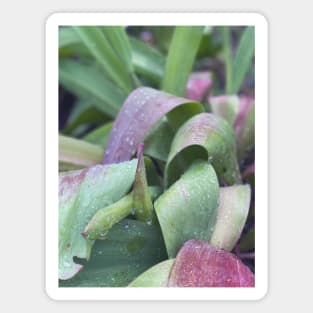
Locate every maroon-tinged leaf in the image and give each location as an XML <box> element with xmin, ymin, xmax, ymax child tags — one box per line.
<box><xmin>102</xmin><ymin>87</ymin><xmax>204</xmax><ymax>164</ymax></box>
<box><xmin>186</xmin><ymin>72</ymin><xmax>212</xmax><ymax>102</ymax></box>
<box><xmin>59</xmin><ymin>160</ymin><xmax>138</xmax><ymax>280</ymax></box>
<box><xmin>210</xmin><ymin>185</ymin><xmax>251</xmax><ymax>251</ymax></box>
<box><xmin>209</xmin><ymin>95</ymin><xmax>255</xmax><ymax>161</ymax></box>
<box><xmin>168</xmin><ymin>240</ymin><xmax>254</xmax><ymax>287</ymax></box>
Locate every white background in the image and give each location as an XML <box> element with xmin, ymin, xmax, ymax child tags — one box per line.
<box><xmin>1</xmin><ymin>0</ymin><xmax>312</xmax><ymax>311</ymax></box>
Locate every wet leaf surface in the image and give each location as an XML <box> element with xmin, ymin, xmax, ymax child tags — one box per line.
<box><xmin>155</xmin><ymin>160</ymin><xmax>219</xmax><ymax>258</ymax></box>
<box><xmin>59</xmin><ymin>160</ymin><xmax>137</xmax><ymax>280</ymax></box>
<box><xmin>168</xmin><ymin>240</ymin><xmax>255</xmax><ymax>287</ymax></box>
<box><xmin>60</xmin><ymin>219</ymin><xmax>167</xmax><ymax>287</ymax></box>
<box><xmin>103</xmin><ymin>87</ymin><xmax>203</xmax><ymax>165</ymax></box>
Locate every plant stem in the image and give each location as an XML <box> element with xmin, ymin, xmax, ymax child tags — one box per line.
<box><xmin>83</xmin><ymin>193</ymin><xmax>133</xmax><ymax>240</ymax></box>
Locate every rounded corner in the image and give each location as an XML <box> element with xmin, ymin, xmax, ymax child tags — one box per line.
<box><xmin>252</xmin><ymin>12</ymin><xmax>269</xmax><ymax>27</ymax></box>
<box><xmin>45</xmin><ymin>12</ymin><xmax>62</xmax><ymax>28</ymax></box>
<box><xmin>254</xmin><ymin>284</ymin><xmax>269</xmax><ymax>301</ymax></box>
<box><xmin>45</xmin><ymin>284</ymin><xmax>61</xmax><ymax>302</ymax></box>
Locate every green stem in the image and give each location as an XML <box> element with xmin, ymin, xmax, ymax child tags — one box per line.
<box><xmin>83</xmin><ymin>187</ymin><xmax>161</xmax><ymax>240</ymax></box>
<box><xmin>83</xmin><ymin>193</ymin><xmax>133</xmax><ymax>240</ymax></box>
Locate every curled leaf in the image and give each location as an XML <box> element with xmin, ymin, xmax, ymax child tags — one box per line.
<box><xmin>103</xmin><ymin>87</ymin><xmax>203</xmax><ymax>164</ymax></box>
<box><xmin>210</xmin><ymin>185</ymin><xmax>251</xmax><ymax>251</ymax></box>
<box><xmin>165</xmin><ymin>112</ymin><xmax>241</xmax><ymax>186</ymax></box>
<box><xmin>155</xmin><ymin>160</ymin><xmax>219</xmax><ymax>258</ymax></box>
<box><xmin>59</xmin><ymin>160</ymin><xmax>137</xmax><ymax>280</ymax></box>
<box><xmin>168</xmin><ymin>240</ymin><xmax>255</xmax><ymax>287</ymax></box>
<box><xmin>128</xmin><ymin>259</ymin><xmax>175</xmax><ymax>287</ymax></box>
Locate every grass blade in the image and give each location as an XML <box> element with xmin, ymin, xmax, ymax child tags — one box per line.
<box><xmin>101</xmin><ymin>26</ymin><xmax>133</xmax><ymax>74</ymax></box>
<box><xmin>129</xmin><ymin>37</ymin><xmax>165</xmax><ymax>85</ymax></box>
<box><xmin>73</xmin><ymin>26</ymin><xmax>134</xmax><ymax>93</ymax></box>
<box><xmin>59</xmin><ymin>59</ymin><xmax>125</xmax><ymax>117</ymax></box>
<box><xmin>162</xmin><ymin>26</ymin><xmax>204</xmax><ymax>96</ymax></box>
<box><xmin>231</xmin><ymin>26</ymin><xmax>255</xmax><ymax>94</ymax></box>
<box><xmin>222</xmin><ymin>27</ymin><xmax>233</xmax><ymax>94</ymax></box>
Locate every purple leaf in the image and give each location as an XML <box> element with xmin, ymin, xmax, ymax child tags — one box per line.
<box><xmin>168</xmin><ymin>240</ymin><xmax>255</xmax><ymax>287</ymax></box>
<box><xmin>103</xmin><ymin>87</ymin><xmax>203</xmax><ymax>164</ymax></box>
<box><xmin>186</xmin><ymin>72</ymin><xmax>212</xmax><ymax>102</ymax></box>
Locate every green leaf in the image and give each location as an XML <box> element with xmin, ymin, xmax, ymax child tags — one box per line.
<box><xmin>73</xmin><ymin>26</ymin><xmax>134</xmax><ymax>93</ymax></box>
<box><xmin>143</xmin><ymin>118</ymin><xmax>174</xmax><ymax>162</ymax></box>
<box><xmin>101</xmin><ymin>26</ymin><xmax>134</xmax><ymax>74</ymax></box>
<box><xmin>59</xmin><ymin>135</ymin><xmax>103</xmax><ymax>170</ymax></box>
<box><xmin>231</xmin><ymin>26</ymin><xmax>255</xmax><ymax>94</ymax></box>
<box><xmin>235</xmin><ymin>102</ymin><xmax>255</xmax><ymax>160</ymax></box>
<box><xmin>128</xmin><ymin>259</ymin><xmax>174</xmax><ymax>287</ymax></box>
<box><xmin>59</xmin><ymin>219</ymin><xmax>167</xmax><ymax>287</ymax></box>
<box><xmin>82</xmin><ymin>122</ymin><xmax>113</xmax><ymax>149</ymax></box>
<box><xmin>63</xmin><ymin>100</ymin><xmax>110</xmax><ymax>135</ymax></box>
<box><xmin>133</xmin><ymin>144</ymin><xmax>156</xmax><ymax>224</ymax></box>
<box><xmin>59</xmin><ymin>26</ymin><xmax>90</xmax><ymax>57</ymax></box>
<box><xmin>153</xmin><ymin>26</ymin><xmax>175</xmax><ymax>53</ymax></box>
<box><xmin>155</xmin><ymin>160</ymin><xmax>219</xmax><ymax>258</ymax></box>
<box><xmin>210</xmin><ymin>185</ymin><xmax>251</xmax><ymax>251</ymax></box>
<box><xmin>59</xmin><ymin>59</ymin><xmax>125</xmax><ymax>117</ymax></box>
<box><xmin>162</xmin><ymin>26</ymin><xmax>204</xmax><ymax>96</ymax></box>
<box><xmin>129</xmin><ymin>36</ymin><xmax>165</xmax><ymax>85</ymax></box>
<box><xmin>165</xmin><ymin>113</ymin><xmax>241</xmax><ymax>187</ymax></box>
<box><xmin>59</xmin><ymin>159</ymin><xmax>138</xmax><ymax>280</ymax></box>
<box><xmin>222</xmin><ymin>27</ymin><xmax>233</xmax><ymax>94</ymax></box>
<box><xmin>239</xmin><ymin>229</ymin><xmax>255</xmax><ymax>252</ymax></box>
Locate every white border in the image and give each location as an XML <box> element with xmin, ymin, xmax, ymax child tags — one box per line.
<box><xmin>45</xmin><ymin>13</ymin><xmax>268</xmax><ymax>301</ymax></box>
